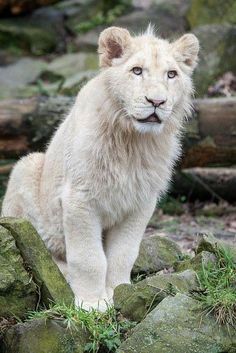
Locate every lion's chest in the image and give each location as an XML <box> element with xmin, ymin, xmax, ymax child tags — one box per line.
<box><xmin>73</xmin><ymin>134</ymin><xmax>176</xmax><ymax>230</ymax></box>
<box><xmin>93</xmin><ymin>161</ymin><xmax>166</xmax><ymax>229</ymax></box>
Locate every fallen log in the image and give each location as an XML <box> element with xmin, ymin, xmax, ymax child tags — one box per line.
<box><xmin>181</xmin><ymin>97</ymin><xmax>236</xmax><ymax>168</ymax></box>
<box><xmin>0</xmin><ymin>96</ymin><xmax>236</xmax><ymax>167</ymax></box>
<box><xmin>173</xmin><ymin>167</ymin><xmax>236</xmax><ymax>202</ymax></box>
<box><xmin>0</xmin><ymin>96</ymin><xmax>74</xmax><ymax>158</ymax></box>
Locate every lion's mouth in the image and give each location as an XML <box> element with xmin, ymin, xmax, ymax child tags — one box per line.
<box><xmin>136</xmin><ymin>112</ymin><xmax>162</xmax><ymax>124</ymax></box>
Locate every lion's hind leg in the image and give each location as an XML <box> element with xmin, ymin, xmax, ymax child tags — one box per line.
<box><xmin>1</xmin><ymin>153</ymin><xmax>45</xmax><ymax>225</ymax></box>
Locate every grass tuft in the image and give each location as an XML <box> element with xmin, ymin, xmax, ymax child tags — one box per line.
<box><xmin>196</xmin><ymin>245</ymin><xmax>236</xmax><ymax>327</ymax></box>
<box><xmin>27</xmin><ymin>303</ymin><xmax>136</xmax><ymax>353</ymax></box>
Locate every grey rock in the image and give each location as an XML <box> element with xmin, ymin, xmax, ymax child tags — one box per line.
<box><xmin>114</xmin><ymin>270</ymin><xmax>199</xmax><ymax>321</ymax></box>
<box><xmin>132</xmin><ymin>234</ymin><xmax>182</xmax><ymax>276</ymax></box>
<box><xmin>60</xmin><ymin>70</ymin><xmax>97</xmax><ymax>96</ymax></box>
<box><xmin>75</xmin><ymin>26</ymin><xmax>105</xmax><ymax>52</ymax></box>
<box><xmin>0</xmin><ymin>58</ymin><xmax>47</xmax><ymax>99</ymax></box>
<box><xmin>75</xmin><ymin>0</ymin><xmax>191</xmax><ymax>51</ymax></box>
<box><xmin>187</xmin><ymin>0</ymin><xmax>236</xmax><ymax>28</ymax></box>
<box><xmin>193</xmin><ymin>24</ymin><xmax>236</xmax><ymax>96</ymax></box>
<box><xmin>196</xmin><ymin>232</ymin><xmax>236</xmax><ymax>262</ymax></box>
<box><xmin>174</xmin><ymin>251</ymin><xmax>217</xmax><ymax>272</ymax></box>
<box><xmin>114</xmin><ymin>0</ymin><xmax>191</xmax><ymax>39</ymax></box>
<box><xmin>2</xmin><ymin>318</ymin><xmax>87</xmax><ymax>353</ymax></box>
<box><xmin>0</xmin><ymin>16</ymin><xmax>62</xmax><ymax>56</ymax></box>
<box><xmin>39</xmin><ymin>52</ymin><xmax>98</xmax><ymax>95</ymax></box>
<box><xmin>117</xmin><ymin>293</ymin><xmax>236</xmax><ymax>353</ymax></box>
<box><xmin>45</xmin><ymin>52</ymin><xmax>98</xmax><ymax>78</ymax></box>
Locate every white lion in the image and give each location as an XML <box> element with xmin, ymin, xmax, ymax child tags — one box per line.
<box><xmin>2</xmin><ymin>26</ymin><xmax>199</xmax><ymax>311</ymax></box>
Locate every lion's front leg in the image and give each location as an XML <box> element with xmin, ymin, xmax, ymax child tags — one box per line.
<box><xmin>63</xmin><ymin>192</ymin><xmax>108</xmax><ymax>311</ymax></box>
<box><xmin>104</xmin><ymin>198</ymin><xmax>156</xmax><ymax>300</ymax></box>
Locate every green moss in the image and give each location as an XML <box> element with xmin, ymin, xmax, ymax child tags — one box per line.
<box><xmin>187</xmin><ymin>0</ymin><xmax>236</xmax><ymax>28</ymax></box>
<box><xmin>132</xmin><ymin>234</ymin><xmax>182</xmax><ymax>276</ymax></box>
<box><xmin>159</xmin><ymin>196</ymin><xmax>185</xmax><ymax>216</ymax></box>
<box><xmin>114</xmin><ymin>270</ymin><xmax>199</xmax><ymax>322</ymax></box>
<box><xmin>175</xmin><ymin>251</ymin><xmax>217</xmax><ymax>273</ymax></box>
<box><xmin>67</xmin><ymin>0</ymin><xmax>131</xmax><ymax>35</ymax></box>
<box><xmin>3</xmin><ymin>318</ymin><xmax>85</xmax><ymax>353</ymax></box>
<box><xmin>193</xmin><ymin>24</ymin><xmax>236</xmax><ymax>96</ymax></box>
<box><xmin>0</xmin><ymin>218</ymin><xmax>74</xmax><ymax>306</ymax></box>
<box><xmin>117</xmin><ymin>294</ymin><xmax>236</xmax><ymax>353</ymax></box>
<box><xmin>0</xmin><ymin>20</ymin><xmax>57</xmax><ymax>56</ymax></box>
<box><xmin>0</xmin><ymin>225</ymin><xmax>37</xmax><ymax>318</ymax></box>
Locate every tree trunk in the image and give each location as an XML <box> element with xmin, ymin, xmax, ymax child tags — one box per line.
<box><xmin>0</xmin><ymin>96</ymin><xmax>236</xmax><ymax>167</ymax></box>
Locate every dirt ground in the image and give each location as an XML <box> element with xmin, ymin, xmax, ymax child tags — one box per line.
<box><xmin>147</xmin><ymin>201</ymin><xmax>236</xmax><ymax>255</ymax></box>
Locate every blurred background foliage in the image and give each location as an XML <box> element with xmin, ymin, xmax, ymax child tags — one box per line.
<box><xmin>0</xmin><ymin>0</ymin><xmax>236</xmax><ymax>98</ymax></box>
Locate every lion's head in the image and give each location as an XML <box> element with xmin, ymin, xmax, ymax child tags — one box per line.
<box><xmin>98</xmin><ymin>26</ymin><xmax>199</xmax><ymax>134</ymax></box>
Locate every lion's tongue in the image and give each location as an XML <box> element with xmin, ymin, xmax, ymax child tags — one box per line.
<box><xmin>147</xmin><ymin>114</ymin><xmax>158</xmax><ymax>122</ymax></box>
<box><xmin>145</xmin><ymin>113</ymin><xmax>162</xmax><ymax>123</ymax></box>
<box><xmin>137</xmin><ymin>113</ymin><xmax>162</xmax><ymax>124</ymax></box>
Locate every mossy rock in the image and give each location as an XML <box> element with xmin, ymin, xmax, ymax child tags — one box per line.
<box><xmin>174</xmin><ymin>251</ymin><xmax>217</xmax><ymax>272</ymax></box>
<box><xmin>132</xmin><ymin>234</ymin><xmax>182</xmax><ymax>276</ymax></box>
<box><xmin>0</xmin><ymin>225</ymin><xmax>37</xmax><ymax>318</ymax></box>
<box><xmin>0</xmin><ymin>57</ymin><xmax>47</xmax><ymax>100</ymax></box>
<box><xmin>117</xmin><ymin>293</ymin><xmax>236</xmax><ymax>353</ymax></box>
<box><xmin>114</xmin><ymin>270</ymin><xmax>198</xmax><ymax>322</ymax></box>
<box><xmin>0</xmin><ymin>218</ymin><xmax>74</xmax><ymax>306</ymax></box>
<box><xmin>0</xmin><ymin>5</ymin><xmax>66</xmax><ymax>57</ymax></box>
<box><xmin>0</xmin><ymin>20</ymin><xmax>57</xmax><ymax>56</ymax></box>
<box><xmin>2</xmin><ymin>318</ymin><xmax>88</xmax><ymax>353</ymax></box>
<box><xmin>187</xmin><ymin>0</ymin><xmax>236</xmax><ymax>28</ymax></box>
<box><xmin>196</xmin><ymin>232</ymin><xmax>236</xmax><ymax>262</ymax></box>
<box><xmin>45</xmin><ymin>53</ymin><xmax>98</xmax><ymax>78</ymax></box>
<box><xmin>59</xmin><ymin>70</ymin><xmax>97</xmax><ymax>96</ymax></box>
<box><xmin>65</xmin><ymin>0</ymin><xmax>131</xmax><ymax>36</ymax></box>
<box><xmin>35</xmin><ymin>53</ymin><xmax>98</xmax><ymax>96</ymax></box>
<box><xmin>114</xmin><ymin>0</ymin><xmax>189</xmax><ymax>39</ymax></box>
<box><xmin>193</xmin><ymin>24</ymin><xmax>236</xmax><ymax>96</ymax></box>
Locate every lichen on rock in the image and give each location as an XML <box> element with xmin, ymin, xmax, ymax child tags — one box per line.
<box><xmin>114</xmin><ymin>270</ymin><xmax>199</xmax><ymax>322</ymax></box>
<box><xmin>117</xmin><ymin>293</ymin><xmax>236</xmax><ymax>353</ymax></box>
<box><xmin>0</xmin><ymin>225</ymin><xmax>37</xmax><ymax>318</ymax></box>
<box><xmin>2</xmin><ymin>318</ymin><xmax>87</xmax><ymax>353</ymax></box>
<box><xmin>132</xmin><ymin>234</ymin><xmax>182</xmax><ymax>276</ymax></box>
<box><xmin>174</xmin><ymin>251</ymin><xmax>217</xmax><ymax>272</ymax></box>
<box><xmin>0</xmin><ymin>218</ymin><xmax>74</xmax><ymax>307</ymax></box>
<box><xmin>196</xmin><ymin>232</ymin><xmax>236</xmax><ymax>261</ymax></box>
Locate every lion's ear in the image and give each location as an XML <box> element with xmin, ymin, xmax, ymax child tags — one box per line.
<box><xmin>173</xmin><ymin>34</ymin><xmax>199</xmax><ymax>71</ymax></box>
<box><xmin>98</xmin><ymin>26</ymin><xmax>132</xmax><ymax>68</ymax></box>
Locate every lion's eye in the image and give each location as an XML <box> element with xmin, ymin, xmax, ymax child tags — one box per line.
<box><xmin>167</xmin><ymin>70</ymin><xmax>177</xmax><ymax>79</ymax></box>
<box><xmin>132</xmin><ymin>67</ymin><xmax>142</xmax><ymax>75</ymax></box>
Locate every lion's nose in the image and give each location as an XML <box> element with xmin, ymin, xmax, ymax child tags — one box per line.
<box><xmin>145</xmin><ymin>96</ymin><xmax>166</xmax><ymax>107</ymax></box>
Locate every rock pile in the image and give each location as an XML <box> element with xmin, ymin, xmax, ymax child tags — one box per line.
<box><xmin>0</xmin><ymin>219</ymin><xmax>235</xmax><ymax>352</ymax></box>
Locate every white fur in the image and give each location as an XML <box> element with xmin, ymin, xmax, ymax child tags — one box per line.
<box><xmin>2</xmin><ymin>27</ymin><xmax>199</xmax><ymax>311</ymax></box>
